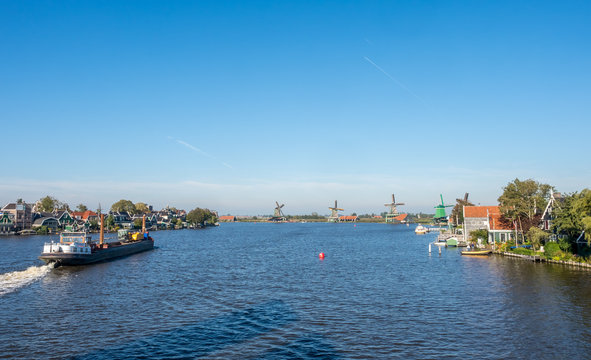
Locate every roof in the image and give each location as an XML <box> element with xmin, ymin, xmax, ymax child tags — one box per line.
<box><xmin>339</xmin><ymin>215</ymin><xmax>358</xmax><ymax>220</ymax></box>
<box><xmin>393</xmin><ymin>214</ymin><xmax>408</xmax><ymax>221</ymax></box>
<box><xmin>71</xmin><ymin>210</ymin><xmax>98</xmax><ymax>220</ymax></box>
<box><xmin>219</xmin><ymin>216</ymin><xmax>235</xmax><ymax>220</ymax></box>
<box><xmin>33</xmin><ymin>217</ymin><xmax>58</xmax><ymax>225</ymax></box>
<box><xmin>464</xmin><ymin>206</ymin><xmax>501</xmax><ymax>218</ymax></box>
<box><xmin>2</xmin><ymin>203</ymin><xmax>16</xmax><ymax>210</ymax></box>
<box><xmin>489</xmin><ymin>213</ymin><xmax>514</xmax><ymax>231</ymax></box>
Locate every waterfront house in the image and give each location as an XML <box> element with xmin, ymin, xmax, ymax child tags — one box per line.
<box><xmin>540</xmin><ymin>191</ymin><xmax>563</xmax><ymax>231</ymax></box>
<box><xmin>219</xmin><ymin>215</ymin><xmax>236</xmax><ymax>222</ymax></box>
<box><xmin>71</xmin><ymin>210</ymin><xmax>98</xmax><ymax>223</ymax></box>
<box><xmin>32</xmin><ymin>216</ymin><xmax>60</xmax><ymax>231</ymax></box>
<box><xmin>55</xmin><ymin>210</ymin><xmax>75</xmax><ymax>229</ymax></box>
<box><xmin>1</xmin><ymin>202</ymin><xmax>33</xmax><ymax>231</ymax></box>
<box><xmin>463</xmin><ymin>206</ymin><xmax>514</xmax><ymax>243</ymax></box>
<box><xmin>0</xmin><ymin>212</ymin><xmax>16</xmax><ymax>235</ymax></box>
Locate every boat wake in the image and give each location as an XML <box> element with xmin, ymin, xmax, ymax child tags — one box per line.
<box><xmin>0</xmin><ymin>263</ymin><xmax>55</xmax><ymax>296</ymax></box>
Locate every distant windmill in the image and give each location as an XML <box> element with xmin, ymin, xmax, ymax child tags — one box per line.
<box><xmin>451</xmin><ymin>193</ymin><xmax>473</xmax><ymax>226</ymax></box>
<box><xmin>434</xmin><ymin>194</ymin><xmax>454</xmax><ymax>225</ymax></box>
<box><xmin>384</xmin><ymin>194</ymin><xmax>405</xmax><ymax>223</ymax></box>
<box><xmin>269</xmin><ymin>201</ymin><xmax>286</xmax><ymax>222</ymax></box>
<box><xmin>328</xmin><ymin>200</ymin><xmax>344</xmax><ymax>222</ymax></box>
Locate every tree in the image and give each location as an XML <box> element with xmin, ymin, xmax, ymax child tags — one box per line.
<box><xmin>135</xmin><ymin>202</ymin><xmax>150</xmax><ymax>214</ymax></box>
<box><xmin>186</xmin><ymin>208</ymin><xmax>217</xmax><ymax>226</ymax></box>
<box><xmin>110</xmin><ymin>199</ymin><xmax>137</xmax><ymax>214</ymax></box>
<box><xmin>498</xmin><ymin>178</ymin><xmax>552</xmax><ymax>244</ymax></box>
<box><xmin>38</xmin><ymin>196</ymin><xmax>69</xmax><ymax>212</ymax></box>
<box><xmin>105</xmin><ymin>215</ymin><xmax>115</xmax><ymax>230</ymax></box>
<box><xmin>176</xmin><ymin>218</ymin><xmax>183</xmax><ymax>228</ymax></box>
<box><xmin>555</xmin><ymin>189</ymin><xmax>591</xmax><ymax>247</ymax></box>
<box><xmin>76</xmin><ymin>203</ymin><xmax>88</xmax><ymax>212</ymax></box>
<box><xmin>527</xmin><ymin>226</ymin><xmax>549</xmax><ymax>252</ymax></box>
<box><xmin>133</xmin><ymin>218</ymin><xmax>143</xmax><ymax>229</ymax></box>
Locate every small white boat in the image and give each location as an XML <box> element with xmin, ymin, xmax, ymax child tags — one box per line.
<box><xmin>415</xmin><ymin>225</ymin><xmax>427</xmax><ymax>235</ymax></box>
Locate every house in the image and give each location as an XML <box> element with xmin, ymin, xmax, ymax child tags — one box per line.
<box><xmin>1</xmin><ymin>202</ymin><xmax>33</xmax><ymax>230</ymax></box>
<box><xmin>463</xmin><ymin>206</ymin><xmax>514</xmax><ymax>243</ymax></box>
<box><xmin>71</xmin><ymin>210</ymin><xmax>98</xmax><ymax>222</ymax></box>
<box><xmin>219</xmin><ymin>215</ymin><xmax>236</xmax><ymax>222</ymax></box>
<box><xmin>32</xmin><ymin>217</ymin><xmax>60</xmax><ymax>231</ymax></box>
<box><xmin>540</xmin><ymin>192</ymin><xmax>563</xmax><ymax>231</ymax></box>
<box><xmin>339</xmin><ymin>215</ymin><xmax>358</xmax><ymax>222</ymax></box>
<box><xmin>55</xmin><ymin>210</ymin><xmax>75</xmax><ymax>229</ymax></box>
<box><xmin>0</xmin><ymin>212</ymin><xmax>16</xmax><ymax>235</ymax></box>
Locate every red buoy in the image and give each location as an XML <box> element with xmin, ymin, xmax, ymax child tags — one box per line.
<box><xmin>319</xmin><ymin>252</ymin><xmax>325</xmax><ymax>259</ymax></box>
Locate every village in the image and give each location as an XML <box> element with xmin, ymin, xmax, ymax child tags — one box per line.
<box><xmin>0</xmin><ymin>199</ymin><xmax>218</xmax><ymax>235</ymax></box>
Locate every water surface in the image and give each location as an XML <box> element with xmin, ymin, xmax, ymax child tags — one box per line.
<box><xmin>1</xmin><ymin>223</ymin><xmax>590</xmax><ymax>359</ymax></box>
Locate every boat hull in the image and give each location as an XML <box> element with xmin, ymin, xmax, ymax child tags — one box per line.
<box><xmin>461</xmin><ymin>250</ymin><xmax>492</xmax><ymax>256</ymax></box>
<box><xmin>39</xmin><ymin>239</ymin><xmax>154</xmax><ymax>266</ymax></box>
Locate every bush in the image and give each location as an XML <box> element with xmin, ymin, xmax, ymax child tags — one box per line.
<box><xmin>470</xmin><ymin>229</ymin><xmax>488</xmax><ymax>242</ymax></box>
<box><xmin>36</xmin><ymin>226</ymin><xmax>49</xmax><ymax>235</ymax></box>
<box><xmin>513</xmin><ymin>247</ymin><xmax>535</xmax><ymax>255</ymax></box>
<box><xmin>544</xmin><ymin>242</ymin><xmax>561</xmax><ymax>259</ymax></box>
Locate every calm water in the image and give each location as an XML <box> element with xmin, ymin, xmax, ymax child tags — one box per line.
<box><xmin>2</xmin><ymin>223</ymin><xmax>591</xmax><ymax>359</ymax></box>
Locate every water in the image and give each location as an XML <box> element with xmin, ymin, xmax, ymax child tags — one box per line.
<box><xmin>1</xmin><ymin>223</ymin><xmax>591</xmax><ymax>359</ymax></box>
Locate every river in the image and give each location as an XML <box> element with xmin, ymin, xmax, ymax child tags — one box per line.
<box><xmin>1</xmin><ymin>223</ymin><xmax>591</xmax><ymax>359</ymax></box>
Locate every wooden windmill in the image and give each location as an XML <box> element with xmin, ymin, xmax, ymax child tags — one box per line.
<box><xmin>384</xmin><ymin>194</ymin><xmax>405</xmax><ymax>223</ymax></box>
<box><xmin>328</xmin><ymin>200</ymin><xmax>344</xmax><ymax>222</ymax></box>
<box><xmin>269</xmin><ymin>201</ymin><xmax>286</xmax><ymax>222</ymax></box>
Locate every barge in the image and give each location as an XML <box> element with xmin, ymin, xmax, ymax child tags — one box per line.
<box><xmin>39</xmin><ymin>214</ymin><xmax>154</xmax><ymax>267</ymax></box>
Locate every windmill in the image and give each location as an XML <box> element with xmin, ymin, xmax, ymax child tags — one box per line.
<box><xmin>269</xmin><ymin>201</ymin><xmax>286</xmax><ymax>222</ymax></box>
<box><xmin>328</xmin><ymin>200</ymin><xmax>344</xmax><ymax>222</ymax></box>
<box><xmin>433</xmin><ymin>194</ymin><xmax>454</xmax><ymax>225</ymax></box>
<box><xmin>451</xmin><ymin>193</ymin><xmax>473</xmax><ymax>226</ymax></box>
<box><xmin>384</xmin><ymin>194</ymin><xmax>405</xmax><ymax>223</ymax></box>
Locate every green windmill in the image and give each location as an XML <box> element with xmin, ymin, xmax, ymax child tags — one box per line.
<box><xmin>433</xmin><ymin>194</ymin><xmax>453</xmax><ymax>225</ymax></box>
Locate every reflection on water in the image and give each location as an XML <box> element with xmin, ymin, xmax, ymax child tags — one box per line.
<box><xmin>2</xmin><ymin>224</ymin><xmax>591</xmax><ymax>359</ymax></box>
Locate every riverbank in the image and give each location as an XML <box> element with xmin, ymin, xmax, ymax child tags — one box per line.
<box><xmin>494</xmin><ymin>250</ymin><xmax>591</xmax><ymax>269</ymax></box>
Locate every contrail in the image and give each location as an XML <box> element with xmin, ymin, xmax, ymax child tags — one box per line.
<box><xmin>364</xmin><ymin>56</ymin><xmax>426</xmax><ymax>103</ymax></box>
<box><xmin>170</xmin><ymin>137</ymin><xmax>233</xmax><ymax>169</ymax></box>
<box><xmin>176</xmin><ymin>140</ymin><xmax>212</xmax><ymax>158</ymax></box>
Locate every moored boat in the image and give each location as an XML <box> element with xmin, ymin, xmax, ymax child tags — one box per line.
<box><xmin>461</xmin><ymin>249</ymin><xmax>492</xmax><ymax>256</ymax></box>
<box><xmin>415</xmin><ymin>225</ymin><xmax>427</xmax><ymax>235</ymax></box>
<box><xmin>39</xmin><ymin>214</ymin><xmax>154</xmax><ymax>267</ymax></box>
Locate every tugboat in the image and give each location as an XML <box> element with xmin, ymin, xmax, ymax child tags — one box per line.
<box><xmin>39</xmin><ymin>214</ymin><xmax>154</xmax><ymax>267</ymax></box>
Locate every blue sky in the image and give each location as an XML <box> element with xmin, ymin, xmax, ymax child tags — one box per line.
<box><xmin>1</xmin><ymin>1</ymin><xmax>590</xmax><ymax>215</ymax></box>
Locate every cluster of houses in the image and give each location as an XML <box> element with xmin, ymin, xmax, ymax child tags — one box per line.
<box><xmin>0</xmin><ymin>201</ymin><xmax>190</xmax><ymax>235</ymax></box>
<box><xmin>462</xmin><ymin>192</ymin><xmax>563</xmax><ymax>243</ymax></box>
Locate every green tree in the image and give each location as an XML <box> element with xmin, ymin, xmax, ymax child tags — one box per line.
<box><xmin>186</xmin><ymin>208</ymin><xmax>217</xmax><ymax>226</ymax></box>
<box><xmin>176</xmin><ymin>218</ymin><xmax>183</xmax><ymax>228</ymax></box>
<box><xmin>135</xmin><ymin>202</ymin><xmax>150</xmax><ymax>214</ymax></box>
<box><xmin>105</xmin><ymin>215</ymin><xmax>115</xmax><ymax>230</ymax></box>
<box><xmin>76</xmin><ymin>203</ymin><xmax>88</xmax><ymax>212</ymax></box>
<box><xmin>552</xmin><ymin>190</ymin><xmax>591</xmax><ymax>250</ymax></box>
<box><xmin>110</xmin><ymin>199</ymin><xmax>137</xmax><ymax>214</ymax></box>
<box><xmin>498</xmin><ymin>178</ymin><xmax>552</xmax><ymax>244</ymax></box>
<box><xmin>133</xmin><ymin>218</ymin><xmax>143</xmax><ymax>229</ymax></box>
<box><xmin>38</xmin><ymin>196</ymin><xmax>69</xmax><ymax>212</ymax></box>
<box><xmin>573</xmin><ymin>189</ymin><xmax>591</xmax><ymax>245</ymax></box>
<box><xmin>527</xmin><ymin>226</ymin><xmax>549</xmax><ymax>252</ymax></box>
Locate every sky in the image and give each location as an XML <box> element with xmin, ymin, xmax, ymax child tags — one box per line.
<box><xmin>1</xmin><ymin>1</ymin><xmax>590</xmax><ymax>215</ymax></box>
